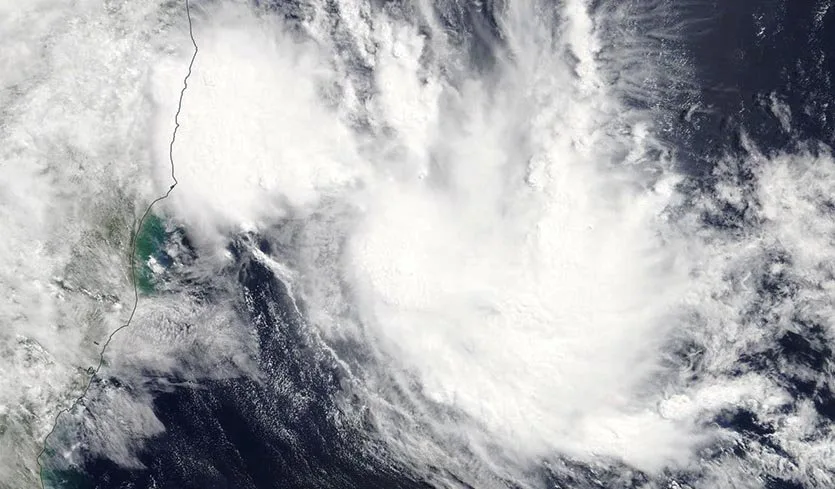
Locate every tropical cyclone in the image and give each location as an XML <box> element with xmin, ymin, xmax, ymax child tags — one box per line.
<box><xmin>3</xmin><ymin>1</ymin><xmax>835</xmax><ymax>489</ymax></box>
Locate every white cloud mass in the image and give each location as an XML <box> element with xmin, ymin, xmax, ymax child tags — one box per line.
<box><xmin>2</xmin><ymin>0</ymin><xmax>835</xmax><ymax>488</ymax></box>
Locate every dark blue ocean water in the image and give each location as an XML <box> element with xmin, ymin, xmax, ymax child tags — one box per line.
<box><xmin>684</xmin><ymin>0</ymin><xmax>835</xmax><ymax>160</ymax></box>
<box><xmin>684</xmin><ymin>0</ymin><xmax>835</xmax><ymax>432</ymax></box>
<box><xmin>48</xmin><ymin>242</ymin><xmax>435</xmax><ymax>489</ymax></box>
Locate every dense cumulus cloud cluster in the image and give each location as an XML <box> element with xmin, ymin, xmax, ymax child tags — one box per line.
<box><xmin>1</xmin><ymin>1</ymin><xmax>834</xmax><ymax>488</ymax></box>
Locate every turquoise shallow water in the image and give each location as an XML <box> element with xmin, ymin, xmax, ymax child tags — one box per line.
<box><xmin>134</xmin><ymin>214</ymin><xmax>168</xmax><ymax>294</ymax></box>
<box><xmin>42</xmin><ymin>469</ymin><xmax>93</xmax><ymax>489</ymax></box>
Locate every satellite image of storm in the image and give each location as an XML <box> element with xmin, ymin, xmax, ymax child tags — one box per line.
<box><xmin>4</xmin><ymin>0</ymin><xmax>835</xmax><ymax>488</ymax></box>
